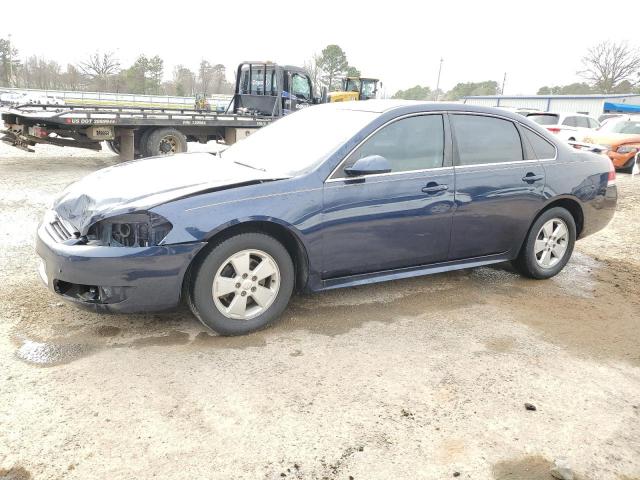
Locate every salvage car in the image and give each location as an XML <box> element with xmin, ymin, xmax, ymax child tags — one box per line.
<box><xmin>582</xmin><ymin>115</ymin><xmax>640</xmax><ymax>171</ymax></box>
<box><xmin>37</xmin><ymin>101</ymin><xmax>618</xmax><ymax>335</ymax></box>
<box><xmin>527</xmin><ymin>112</ymin><xmax>600</xmax><ymax>142</ymax></box>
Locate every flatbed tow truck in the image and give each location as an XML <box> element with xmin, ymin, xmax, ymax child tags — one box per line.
<box><xmin>1</xmin><ymin>62</ymin><xmax>319</xmax><ymax>160</ymax></box>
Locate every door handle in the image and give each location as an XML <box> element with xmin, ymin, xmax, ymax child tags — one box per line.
<box><xmin>522</xmin><ymin>173</ymin><xmax>544</xmax><ymax>183</ymax></box>
<box><xmin>422</xmin><ymin>183</ymin><xmax>448</xmax><ymax>194</ymax></box>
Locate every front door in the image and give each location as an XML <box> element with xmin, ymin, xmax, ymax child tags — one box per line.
<box><xmin>448</xmin><ymin>113</ymin><xmax>547</xmax><ymax>260</ymax></box>
<box><xmin>321</xmin><ymin>114</ymin><xmax>455</xmax><ymax>278</ymax></box>
<box><xmin>284</xmin><ymin>72</ymin><xmax>313</xmax><ymax>114</ymax></box>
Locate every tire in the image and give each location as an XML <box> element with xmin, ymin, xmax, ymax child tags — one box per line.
<box><xmin>105</xmin><ymin>140</ymin><xmax>120</xmax><ymax>154</ymax></box>
<box><xmin>144</xmin><ymin>128</ymin><xmax>187</xmax><ymax>157</ymax></box>
<box><xmin>512</xmin><ymin>207</ymin><xmax>576</xmax><ymax>279</ymax></box>
<box><xmin>138</xmin><ymin>128</ymin><xmax>153</xmax><ymax>158</ymax></box>
<box><xmin>188</xmin><ymin>233</ymin><xmax>295</xmax><ymax>335</ymax></box>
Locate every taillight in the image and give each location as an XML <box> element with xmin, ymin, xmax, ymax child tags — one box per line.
<box><xmin>608</xmin><ymin>160</ymin><xmax>616</xmax><ymax>185</ymax></box>
<box><xmin>547</xmin><ymin>127</ymin><xmax>561</xmax><ymax>134</ymax></box>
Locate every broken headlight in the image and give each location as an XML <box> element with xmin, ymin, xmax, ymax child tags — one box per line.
<box><xmin>87</xmin><ymin>212</ymin><xmax>172</xmax><ymax>247</ymax></box>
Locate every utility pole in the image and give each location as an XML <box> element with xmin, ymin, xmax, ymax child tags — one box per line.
<box><xmin>501</xmin><ymin>72</ymin><xmax>507</xmax><ymax>95</ymax></box>
<box><xmin>8</xmin><ymin>33</ymin><xmax>14</xmax><ymax>87</ymax></box>
<box><xmin>435</xmin><ymin>57</ymin><xmax>443</xmax><ymax>101</ymax></box>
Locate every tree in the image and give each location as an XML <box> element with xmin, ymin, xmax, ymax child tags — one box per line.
<box><xmin>147</xmin><ymin>55</ymin><xmax>164</xmax><ymax>94</ymax></box>
<box><xmin>317</xmin><ymin>44</ymin><xmax>348</xmax><ymax>91</ymax></box>
<box><xmin>346</xmin><ymin>65</ymin><xmax>360</xmax><ymax>77</ymax></box>
<box><xmin>171</xmin><ymin>65</ymin><xmax>196</xmax><ymax>96</ymax></box>
<box><xmin>537</xmin><ymin>82</ymin><xmax>593</xmax><ymax>95</ymax></box>
<box><xmin>0</xmin><ymin>37</ymin><xmax>20</xmax><ymax>87</ymax></box>
<box><xmin>444</xmin><ymin>81</ymin><xmax>499</xmax><ymax>100</ymax></box>
<box><xmin>79</xmin><ymin>51</ymin><xmax>120</xmax><ymax>91</ymax></box>
<box><xmin>392</xmin><ymin>85</ymin><xmax>432</xmax><ymax>100</ymax></box>
<box><xmin>304</xmin><ymin>53</ymin><xmax>322</xmax><ymax>96</ymax></box>
<box><xmin>578</xmin><ymin>40</ymin><xmax>640</xmax><ymax>93</ymax></box>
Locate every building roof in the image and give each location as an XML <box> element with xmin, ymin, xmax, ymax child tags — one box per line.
<box><xmin>464</xmin><ymin>94</ymin><xmax>640</xmax><ymax>100</ymax></box>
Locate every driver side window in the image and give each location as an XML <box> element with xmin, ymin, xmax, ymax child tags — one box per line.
<box><xmin>332</xmin><ymin>115</ymin><xmax>444</xmax><ymax>178</ymax></box>
<box><xmin>291</xmin><ymin>74</ymin><xmax>311</xmax><ymax>100</ymax></box>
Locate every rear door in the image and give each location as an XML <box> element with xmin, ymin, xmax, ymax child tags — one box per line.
<box><xmin>448</xmin><ymin>113</ymin><xmax>547</xmax><ymax>260</ymax></box>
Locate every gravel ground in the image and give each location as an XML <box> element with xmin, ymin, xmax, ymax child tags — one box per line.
<box><xmin>0</xmin><ymin>143</ymin><xmax>639</xmax><ymax>480</ymax></box>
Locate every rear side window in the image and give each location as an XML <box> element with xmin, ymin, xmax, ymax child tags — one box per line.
<box><xmin>452</xmin><ymin>115</ymin><xmax>523</xmax><ymax>166</ymax></box>
<box><xmin>337</xmin><ymin>114</ymin><xmax>444</xmax><ymax>176</ymax></box>
<box><xmin>529</xmin><ymin>114</ymin><xmax>559</xmax><ymax>126</ymax></box>
<box><xmin>587</xmin><ymin>118</ymin><xmax>600</xmax><ymax>129</ymax></box>
<box><xmin>562</xmin><ymin>116</ymin><xmax>578</xmax><ymax>127</ymax></box>
<box><xmin>522</xmin><ymin>128</ymin><xmax>556</xmax><ymax>159</ymax></box>
<box><xmin>574</xmin><ymin>117</ymin><xmax>590</xmax><ymax>128</ymax></box>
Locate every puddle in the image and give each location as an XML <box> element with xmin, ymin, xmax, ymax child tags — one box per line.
<box><xmin>485</xmin><ymin>336</ymin><xmax>516</xmax><ymax>353</ymax></box>
<box><xmin>129</xmin><ymin>330</ymin><xmax>190</xmax><ymax>348</ymax></box>
<box><xmin>492</xmin><ymin>456</ymin><xmax>554</xmax><ymax>480</ymax></box>
<box><xmin>192</xmin><ymin>331</ymin><xmax>267</xmax><ymax>350</ymax></box>
<box><xmin>95</xmin><ymin>325</ymin><xmax>121</xmax><ymax>337</ymax></box>
<box><xmin>0</xmin><ymin>466</ymin><xmax>31</xmax><ymax>480</ymax></box>
<box><xmin>15</xmin><ymin>339</ymin><xmax>94</xmax><ymax>367</ymax></box>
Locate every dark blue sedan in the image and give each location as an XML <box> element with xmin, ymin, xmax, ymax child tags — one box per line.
<box><xmin>37</xmin><ymin>101</ymin><xmax>617</xmax><ymax>335</ymax></box>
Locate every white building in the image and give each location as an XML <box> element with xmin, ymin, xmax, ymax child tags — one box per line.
<box><xmin>462</xmin><ymin>94</ymin><xmax>640</xmax><ymax>117</ymax></box>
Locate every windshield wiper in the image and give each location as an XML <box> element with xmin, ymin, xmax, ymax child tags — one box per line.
<box><xmin>234</xmin><ymin>161</ymin><xmax>266</xmax><ymax>172</ymax></box>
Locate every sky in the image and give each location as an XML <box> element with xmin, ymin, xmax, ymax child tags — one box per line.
<box><xmin>3</xmin><ymin>0</ymin><xmax>638</xmax><ymax>95</ymax></box>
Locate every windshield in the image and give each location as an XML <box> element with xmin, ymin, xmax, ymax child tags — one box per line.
<box><xmin>528</xmin><ymin>114</ymin><xmax>559</xmax><ymax>126</ymax></box>
<box><xmin>220</xmin><ymin>105</ymin><xmax>377</xmax><ymax>176</ymax></box>
<box><xmin>598</xmin><ymin>118</ymin><xmax>640</xmax><ymax>135</ymax></box>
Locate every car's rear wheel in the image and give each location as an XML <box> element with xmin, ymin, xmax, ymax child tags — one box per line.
<box><xmin>513</xmin><ymin>207</ymin><xmax>576</xmax><ymax>279</ymax></box>
<box><xmin>188</xmin><ymin>233</ymin><xmax>295</xmax><ymax>335</ymax></box>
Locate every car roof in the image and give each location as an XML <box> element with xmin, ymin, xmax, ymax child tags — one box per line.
<box><xmin>324</xmin><ymin>100</ymin><xmax>534</xmax><ymax>121</ymax></box>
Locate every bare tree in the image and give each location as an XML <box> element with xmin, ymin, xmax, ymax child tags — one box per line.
<box><xmin>79</xmin><ymin>51</ymin><xmax>120</xmax><ymax>91</ymax></box>
<box><xmin>578</xmin><ymin>40</ymin><xmax>640</xmax><ymax>93</ymax></box>
<box><xmin>304</xmin><ymin>53</ymin><xmax>323</xmax><ymax>96</ymax></box>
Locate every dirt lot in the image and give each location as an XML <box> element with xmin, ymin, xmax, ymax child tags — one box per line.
<box><xmin>0</xmin><ymin>143</ymin><xmax>639</xmax><ymax>480</ymax></box>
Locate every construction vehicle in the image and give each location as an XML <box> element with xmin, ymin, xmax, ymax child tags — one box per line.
<box><xmin>327</xmin><ymin>77</ymin><xmax>380</xmax><ymax>103</ymax></box>
<box><xmin>194</xmin><ymin>94</ymin><xmax>211</xmax><ymax>111</ymax></box>
<box><xmin>2</xmin><ymin>62</ymin><xmax>320</xmax><ymax>161</ymax></box>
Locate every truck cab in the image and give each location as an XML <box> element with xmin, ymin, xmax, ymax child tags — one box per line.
<box><xmin>233</xmin><ymin>62</ymin><xmax>318</xmax><ymax>117</ymax></box>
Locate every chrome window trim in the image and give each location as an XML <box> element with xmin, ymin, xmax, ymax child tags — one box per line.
<box><xmin>325</xmin><ymin>112</ymin><xmax>447</xmax><ymax>183</ymax></box>
<box><xmin>325</xmin><ymin>110</ymin><xmax>560</xmax><ymax>184</ymax></box>
<box><xmin>325</xmin><ymin>166</ymin><xmax>454</xmax><ymax>186</ymax></box>
<box><xmin>518</xmin><ymin>124</ymin><xmax>558</xmax><ymax>162</ymax></box>
<box><xmin>450</xmin><ymin>111</ymin><xmax>559</xmax><ymax>165</ymax></box>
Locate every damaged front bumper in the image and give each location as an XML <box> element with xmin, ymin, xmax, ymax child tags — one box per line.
<box><xmin>35</xmin><ymin>221</ymin><xmax>207</xmax><ymax>313</ymax></box>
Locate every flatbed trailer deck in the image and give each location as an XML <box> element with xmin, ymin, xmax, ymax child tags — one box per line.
<box><xmin>2</xmin><ymin>61</ymin><xmax>321</xmax><ymax>160</ymax></box>
<box><xmin>1</xmin><ymin>103</ymin><xmax>273</xmax><ymax>160</ymax></box>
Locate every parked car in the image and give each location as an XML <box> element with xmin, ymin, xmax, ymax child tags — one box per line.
<box><xmin>0</xmin><ymin>91</ymin><xmax>27</xmax><ymax>107</ymax></box>
<box><xmin>36</xmin><ymin>101</ymin><xmax>617</xmax><ymax>335</ymax></box>
<box><xmin>582</xmin><ymin>115</ymin><xmax>640</xmax><ymax>171</ymax></box>
<box><xmin>527</xmin><ymin>112</ymin><xmax>600</xmax><ymax>142</ymax></box>
<box><xmin>598</xmin><ymin>113</ymin><xmax>623</xmax><ymax>123</ymax></box>
<box><xmin>497</xmin><ymin>106</ymin><xmax>540</xmax><ymax>116</ymax></box>
<box><xmin>22</xmin><ymin>93</ymin><xmax>65</xmax><ymax>105</ymax></box>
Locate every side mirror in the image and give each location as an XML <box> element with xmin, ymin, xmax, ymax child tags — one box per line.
<box><xmin>344</xmin><ymin>155</ymin><xmax>391</xmax><ymax>177</ymax></box>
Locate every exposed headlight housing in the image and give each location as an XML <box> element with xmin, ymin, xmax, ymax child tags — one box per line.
<box><xmin>87</xmin><ymin>212</ymin><xmax>172</xmax><ymax>247</ymax></box>
<box><xmin>616</xmin><ymin>145</ymin><xmax>638</xmax><ymax>154</ymax></box>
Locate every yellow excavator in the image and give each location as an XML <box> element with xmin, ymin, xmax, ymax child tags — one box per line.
<box><xmin>326</xmin><ymin>77</ymin><xmax>380</xmax><ymax>102</ymax></box>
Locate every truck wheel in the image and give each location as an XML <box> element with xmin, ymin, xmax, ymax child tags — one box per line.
<box><xmin>188</xmin><ymin>233</ymin><xmax>295</xmax><ymax>336</ymax></box>
<box><xmin>145</xmin><ymin>128</ymin><xmax>187</xmax><ymax>157</ymax></box>
<box><xmin>105</xmin><ymin>140</ymin><xmax>120</xmax><ymax>154</ymax></box>
<box><xmin>138</xmin><ymin>129</ymin><xmax>153</xmax><ymax>157</ymax></box>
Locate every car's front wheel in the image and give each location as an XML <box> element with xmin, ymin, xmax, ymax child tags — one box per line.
<box><xmin>513</xmin><ymin>207</ymin><xmax>576</xmax><ymax>279</ymax></box>
<box><xmin>188</xmin><ymin>233</ymin><xmax>295</xmax><ymax>335</ymax></box>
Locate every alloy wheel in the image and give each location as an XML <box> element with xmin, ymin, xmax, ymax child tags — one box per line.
<box><xmin>534</xmin><ymin>218</ymin><xmax>569</xmax><ymax>268</ymax></box>
<box><xmin>212</xmin><ymin>249</ymin><xmax>280</xmax><ymax>320</ymax></box>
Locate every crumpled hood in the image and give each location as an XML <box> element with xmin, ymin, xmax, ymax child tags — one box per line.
<box><xmin>53</xmin><ymin>152</ymin><xmax>287</xmax><ymax>234</ymax></box>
